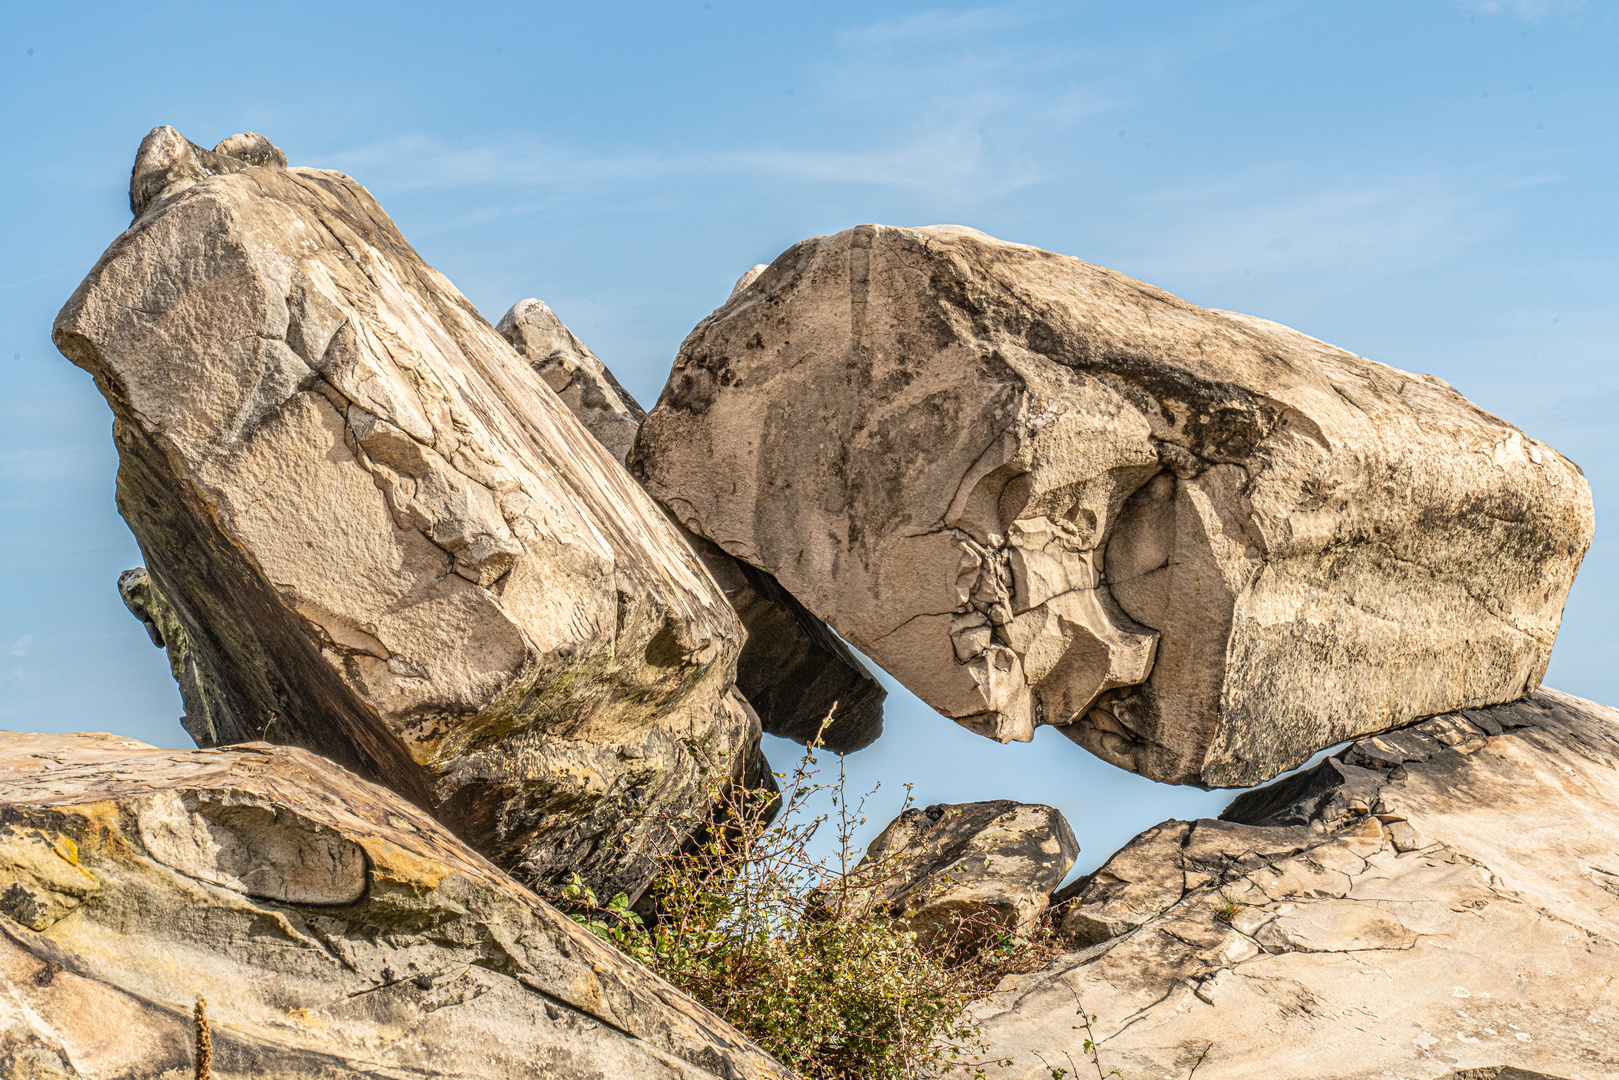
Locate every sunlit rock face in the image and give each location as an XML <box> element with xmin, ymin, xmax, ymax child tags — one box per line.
<box><xmin>972</xmin><ymin>689</ymin><xmax>1619</xmax><ymax>1080</ymax></box>
<box><xmin>0</xmin><ymin>730</ymin><xmax>786</xmax><ymax>1080</ymax></box>
<box><xmin>634</xmin><ymin>223</ymin><xmax>1592</xmax><ymax>787</ymax></box>
<box><xmin>54</xmin><ymin>127</ymin><xmax>757</xmax><ymax>900</ymax></box>
<box><xmin>497</xmin><ymin>294</ymin><xmax>887</xmax><ymax>753</ymax></box>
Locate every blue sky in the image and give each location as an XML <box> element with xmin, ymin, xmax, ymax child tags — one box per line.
<box><xmin>2</xmin><ymin>0</ymin><xmax>1614</xmax><ymax>873</ymax></box>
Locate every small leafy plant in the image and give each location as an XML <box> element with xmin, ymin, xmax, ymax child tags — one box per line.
<box><xmin>556</xmin><ymin>710</ymin><xmax>1046</xmax><ymax>1079</ymax></box>
<box><xmin>1211</xmin><ymin>892</ymin><xmax>1243</xmax><ymax>924</ymax></box>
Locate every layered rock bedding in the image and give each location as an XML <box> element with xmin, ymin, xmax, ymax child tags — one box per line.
<box><xmin>966</xmin><ymin>690</ymin><xmax>1619</xmax><ymax>1080</ymax></box>
<box><xmin>0</xmin><ymin>730</ymin><xmax>785</xmax><ymax>1079</ymax></box>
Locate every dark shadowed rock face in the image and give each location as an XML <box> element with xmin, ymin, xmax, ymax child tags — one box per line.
<box><xmin>835</xmin><ymin>800</ymin><xmax>1077</xmax><ymax>947</ymax></box>
<box><xmin>635</xmin><ymin>223</ymin><xmax>1593</xmax><ymax>787</ymax></box>
<box><xmin>964</xmin><ymin>689</ymin><xmax>1619</xmax><ymax>1080</ymax></box>
<box><xmin>497</xmin><ymin>295</ymin><xmax>887</xmax><ymax>754</ymax></box>
<box><xmin>54</xmin><ymin>127</ymin><xmax>757</xmax><ymax>902</ymax></box>
<box><xmin>0</xmin><ymin>730</ymin><xmax>786</xmax><ymax>1080</ymax></box>
<box><xmin>682</xmin><ymin>529</ymin><xmax>887</xmax><ymax>752</ymax></box>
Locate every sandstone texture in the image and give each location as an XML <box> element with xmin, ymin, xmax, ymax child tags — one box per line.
<box><xmin>55</xmin><ymin>127</ymin><xmax>757</xmax><ymax>900</ymax></box>
<box><xmin>962</xmin><ymin>689</ymin><xmax>1619</xmax><ymax>1080</ymax></box>
<box><xmin>0</xmin><ymin>730</ymin><xmax>786</xmax><ymax>1080</ymax></box>
<box><xmin>836</xmin><ymin>800</ymin><xmax>1076</xmax><ymax>948</ymax></box>
<box><xmin>498</xmin><ymin>295</ymin><xmax>886</xmax><ymax>752</ymax></box>
<box><xmin>497</xmin><ymin>298</ymin><xmax>647</xmax><ymax>468</ymax></box>
<box><xmin>634</xmin><ymin>224</ymin><xmax>1593</xmax><ymax>786</ymax></box>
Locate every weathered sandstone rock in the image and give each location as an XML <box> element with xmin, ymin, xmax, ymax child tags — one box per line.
<box><xmin>118</xmin><ymin>566</ymin><xmax>230</xmax><ymax>748</ymax></box>
<box><xmin>0</xmin><ymin>730</ymin><xmax>786</xmax><ymax>1080</ymax></box>
<box><xmin>497</xmin><ymin>296</ymin><xmax>886</xmax><ymax>753</ymax></box>
<box><xmin>54</xmin><ymin>126</ymin><xmax>755</xmax><ymax>900</ymax></box>
<box><xmin>836</xmin><ymin>800</ymin><xmax>1076</xmax><ymax>948</ymax></box>
<box><xmin>497</xmin><ymin>298</ymin><xmax>646</xmax><ymax>467</ymax></box>
<box><xmin>634</xmin><ymin>224</ymin><xmax>1593</xmax><ymax>786</ymax></box>
<box><xmin>963</xmin><ymin>689</ymin><xmax>1619</xmax><ymax>1080</ymax></box>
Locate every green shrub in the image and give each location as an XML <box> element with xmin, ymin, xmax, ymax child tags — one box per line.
<box><xmin>559</xmin><ymin>716</ymin><xmax>1044</xmax><ymax>1079</ymax></box>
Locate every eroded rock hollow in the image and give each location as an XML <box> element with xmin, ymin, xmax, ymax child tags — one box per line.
<box><xmin>635</xmin><ymin>224</ymin><xmax>1594</xmax><ymax>786</ymax></box>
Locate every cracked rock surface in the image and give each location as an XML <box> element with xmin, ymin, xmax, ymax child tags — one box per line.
<box><xmin>831</xmin><ymin>800</ymin><xmax>1077</xmax><ymax>949</ymax></box>
<box><xmin>0</xmin><ymin>730</ymin><xmax>786</xmax><ymax>1080</ymax></box>
<box><xmin>54</xmin><ymin>127</ymin><xmax>758</xmax><ymax>901</ymax></box>
<box><xmin>634</xmin><ymin>224</ymin><xmax>1592</xmax><ymax>786</ymax></box>
<box><xmin>497</xmin><ymin>294</ymin><xmax>887</xmax><ymax>753</ymax></box>
<box><xmin>962</xmin><ymin>689</ymin><xmax>1619</xmax><ymax>1080</ymax></box>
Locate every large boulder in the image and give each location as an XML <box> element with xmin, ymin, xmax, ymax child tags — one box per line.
<box><xmin>53</xmin><ymin>126</ymin><xmax>755</xmax><ymax>900</ymax></box>
<box><xmin>498</xmin><ymin>294</ymin><xmax>887</xmax><ymax>753</ymax></box>
<box><xmin>0</xmin><ymin>730</ymin><xmax>785</xmax><ymax>1080</ymax></box>
<box><xmin>634</xmin><ymin>223</ymin><xmax>1593</xmax><ymax>786</ymax></box>
<box><xmin>833</xmin><ymin>800</ymin><xmax>1077</xmax><ymax>948</ymax></box>
<box><xmin>964</xmin><ymin>689</ymin><xmax>1619</xmax><ymax>1080</ymax></box>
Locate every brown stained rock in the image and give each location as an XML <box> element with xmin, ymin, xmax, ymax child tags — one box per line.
<box><xmin>836</xmin><ymin>800</ymin><xmax>1077</xmax><ymax>947</ymax></box>
<box><xmin>634</xmin><ymin>224</ymin><xmax>1593</xmax><ymax>787</ymax></box>
<box><xmin>0</xmin><ymin>731</ymin><xmax>786</xmax><ymax>1080</ymax></box>
<box><xmin>54</xmin><ymin>127</ymin><xmax>755</xmax><ymax>901</ymax></box>
<box><xmin>497</xmin><ymin>296</ymin><xmax>887</xmax><ymax>753</ymax></box>
<box><xmin>963</xmin><ymin>689</ymin><xmax>1619</xmax><ymax>1080</ymax></box>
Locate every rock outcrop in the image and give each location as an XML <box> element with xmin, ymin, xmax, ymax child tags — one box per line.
<box><xmin>0</xmin><ymin>730</ymin><xmax>786</xmax><ymax>1080</ymax></box>
<box><xmin>835</xmin><ymin>800</ymin><xmax>1077</xmax><ymax>948</ymax></box>
<box><xmin>634</xmin><ymin>224</ymin><xmax>1593</xmax><ymax>786</ymax></box>
<box><xmin>497</xmin><ymin>296</ymin><xmax>887</xmax><ymax>753</ymax></box>
<box><xmin>497</xmin><ymin>298</ymin><xmax>646</xmax><ymax>468</ymax></box>
<box><xmin>964</xmin><ymin>689</ymin><xmax>1619</xmax><ymax>1080</ymax></box>
<box><xmin>54</xmin><ymin>126</ymin><xmax>756</xmax><ymax>900</ymax></box>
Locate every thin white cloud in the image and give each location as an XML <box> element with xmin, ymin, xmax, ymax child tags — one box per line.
<box><xmin>9</xmin><ymin>635</ymin><xmax>33</xmax><ymax>657</ymax></box>
<box><xmin>1453</xmin><ymin>0</ymin><xmax>1584</xmax><ymax>18</ymax></box>
<box><xmin>1120</xmin><ymin>168</ymin><xmax>1501</xmax><ymax>299</ymax></box>
<box><xmin>836</xmin><ymin>5</ymin><xmax>1037</xmax><ymax>48</ymax></box>
<box><xmin>328</xmin><ymin>4</ymin><xmax>1111</xmax><ymax>210</ymax></box>
<box><xmin>331</xmin><ymin>126</ymin><xmax>1046</xmax><ymax>207</ymax></box>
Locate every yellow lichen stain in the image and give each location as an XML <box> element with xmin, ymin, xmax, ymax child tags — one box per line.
<box><xmin>361</xmin><ymin>837</ymin><xmax>451</xmax><ymax>891</ymax></box>
<box><xmin>566</xmin><ymin>972</ymin><xmax>607</xmax><ymax>1014</ymax></box>
<box><xmin>51</xmin><ymin>836</ymin><xmax>78</xmax><ymax>865</ymax></box>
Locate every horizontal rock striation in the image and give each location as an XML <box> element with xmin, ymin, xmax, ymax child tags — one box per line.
<box><xmin>966</xmin><ymin>689</ymin><xmax>1619</xmax><ymax>1080</ymax></box>
<box><xmin>0</xmin><ymin>730</ymin><xmax>786</xmax><ymax>1080</ymax></box>
<box><xmin>635</xmin><ymin>223</ymin><xmax>1593</xmax><ymax>786</ymax></box>
<box><xmin>54</xmin><ymin>127</ymin><xmax>756</xmax><ymax>900</ymax></box>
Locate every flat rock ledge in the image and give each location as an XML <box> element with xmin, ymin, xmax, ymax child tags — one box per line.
<box><xmin>960</xmin><ymin>689</ymin><xmax>1619</xmax><ymax>1080</ymax></box>
<box><xmin>0</xmin><ymin>730</ymin><xmax>786</xmax><ymax>1080</ymax></box>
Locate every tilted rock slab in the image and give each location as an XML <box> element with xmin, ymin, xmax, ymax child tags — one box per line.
<box><xmin>497</xmin><ymin>298</ymin><xmax>648</xmax><ymax>468</ymax></box>
<box><xmin>634</xmin><ymin>224</ymin><xmax>1593</xmax><ymax>786</ymax></box>
<box><xmin>963</xmin><ymin>689</ymin><xmax>1619</xmax><ymax>1080</ymax></box>
<box><xmin>836</xmin><ymin>800</ymin><xmax>1077</xmax><ymax>949</ymax></box>
<box><xmin>498</xmin><ymin>294</ymin><xmax>887</xmax><ymax>753</ymax></box>
<box><xmin>0</xmin><ymin>730</ymin><xmax>786</xmax><ymax>1080</ymax></box>
<box><xmin>54</xmin><ymin>127</ymin><xmax>754</xmax><ymax>899</ymax></box>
